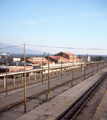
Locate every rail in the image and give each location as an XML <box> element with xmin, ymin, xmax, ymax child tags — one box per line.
<box><xmin>55</xmin><ymin>72</ymin><xmax>107</xmax><ymax>120</ymax></box>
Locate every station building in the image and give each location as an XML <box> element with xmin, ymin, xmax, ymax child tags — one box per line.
<box><xmin>53</xmin><ymin>52</ymin><xmax>82</xmax><ymax>63</ymax></box>
<box><xmin>26</xmin><ymin>57</ymin><xmax>55</xmax><ymax>65</ymax></box>
<box><xmin>46</xmin><ymin>56</ymin><xmax>69</xmax><ymax>64</ymax></box>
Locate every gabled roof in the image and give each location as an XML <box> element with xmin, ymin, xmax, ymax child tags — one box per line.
<box><xmin>26</xmin><ymin>59</ymin><xmax>36</xmax><ymax>64</ymax></box>
<box><xmin>62</xmin><ymin>52</ymin><xmax>73</xmax><ymax>56</ymax></box>
<box><xmin>27</xmin><ymin>59</ymin><xmax>53</xmax><ymax>64</ymax></box>
<box><xmin>62</xmin><ymin>52</ymin><xmax>76</xmax><ymax>57</ymax></box>
<box><xmin>49</xmin><ymin>56</ymin><xmax>69</xmax><ymax>61</ymax></box>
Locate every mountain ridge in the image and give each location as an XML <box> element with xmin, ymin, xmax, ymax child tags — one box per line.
<box><xmin>0</xmin><ymin>42</ymin><xmax>43</xmax><ymax>54</ymax></box>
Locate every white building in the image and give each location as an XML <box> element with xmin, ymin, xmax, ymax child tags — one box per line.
<box><xmin>0</xmin><ymin>57</ymin><xmax>21</xmax><ymax>64</ymax></box>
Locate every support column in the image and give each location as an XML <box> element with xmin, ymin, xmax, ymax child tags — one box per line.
<box><xmin>69</xmin><ymin>66</ymin><xmax>70</xmax><ymax>72</ymax></box>
<box><xmin>92</xmin><ymin>63</ymin><xmax>93</xmax><ymax>75</ymax></box>
<box><xmin>40</xmin><ymin>71</ymin><xmax>41</xmax><ymax>78</ymax></box>
<box><xmin>52</xmin><ymin>70</ymin><xmax>54</xmax><ymax>76</ymax></box>
<box><xmin>34</xmin><ymin>72</ymin><xmax>36</xmax><ymax>80</ymax></box>
<box><xmin>45</xmin><ymin>71</ymin><xmax>46</xmax><ymax>77</ymax></box>
<box><xmin>56</xmin><ymin>69</ymin><xmax>57</xmax><ymax>74</ymax></box>
<box><xmin>13</xmin><ymin>75</ymin><xmax>15</xmax><ymax>85</ymax></box>
<box><xmin>84</xmin><ymin>56</ymin><xmax>86</xmax><ymax>79</ymax></box>
<box><xmin>4</xmin><ymin>76</ymin><xmax>5</xmax><ymax>88</ymax></box>
<box><xmin>65</xmin><ymin>68</ymin><xmax>67</xmax><ymax>72</ymax></box>
<box><xmin>81</xmin><ymin>65</ymin><xmax>82</xmax><ymax>71</ymax></box>
<box><xmin>22</xmin><ymin>74</ymin><xmax>23</xmax><ymax>83</ymax></box>
<box><xmin>29</xmin><ymin>73</ymin><xmax>30</xmax><ymax>81</ymax></box>
<box><xmin>64</xmin><ymin>68</ymin><xmax>65</xmax><ymax>73</ymax></box>
<box><xmin>62</xmin><ymin>68</ymin><xmax>63</xmax><ymax>73</ymax></box>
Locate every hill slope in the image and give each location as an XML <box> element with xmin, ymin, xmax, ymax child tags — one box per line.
<box><xmin>0</xmin><ymin>43</ymin><xmax>43</xmax><ymax>54</ymax></box>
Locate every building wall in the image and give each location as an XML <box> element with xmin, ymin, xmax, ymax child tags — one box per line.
<box><xmin>82</xmin><ymin>56</ymin><xmax>91</xmax><ymax>62</ymax></box>
<box><xmin>58</xmin><ymin>58</ymin><xmax>70</xmax><ymax>63</ymax></box>
<box><xmin>0</xmin><ymin>57</ymin><xmax>21</xmax><ymax>64</ymax></box>
<box><xmin>32</xmin><ymin>58</ymin><xmax>45</xmax><ymax>61</ymax></box>
<box><xmin>13</xmin><ymin>58</ymin><xmax>21</xmax><ymax>62</ymax></box>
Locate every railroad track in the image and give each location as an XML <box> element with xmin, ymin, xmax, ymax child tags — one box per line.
<box><xmin>0</xmin><ymin>65</ymin><xmax>104</xmax><ymax>94</ymax></box>
<box><xmin>55</xmin><ymin>72</ymin><xmax>107</xmax><ymax>120</ymax></box>
<box><xmin>0</xmin><ymin>68</ymin><xmax>82</xmax><ymax>94</ymax></box>
<box><xmin>0</xmin><ymin>65</ymin><xmax>106</xmax><ymax>115</ymax></box>
<box><xmin>0</xmin><ymin>67</ymin><xmax>97</xmax><ymax>114</ymax></box>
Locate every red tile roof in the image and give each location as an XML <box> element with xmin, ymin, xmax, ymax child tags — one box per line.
<box><xmin>50</xmin><ymin>56</ymin><xmax>69</xmax><ymax>61</ymax></box>
<box><xmin>27</xmin><ymin>59</ymin><xmax>53</xmax><ymax>64</ymax></box>
<box><xmin>62</xmin><ymin>52</ymin><xmax>73</xmax><ymax>56</ymax></box>
<box><xmin>62</xmin><ymin>52</ymin><xmax>76</xmax><ymax>57</ymax></box>
<box><xmin>76</xmin><ymin>58</ymin><xmax>81</xmax><ymax>61</ymax></box>
<box><xmin>27</xmin><ymin>59</ymin><xmax>36</xmax><ymax>64</ymax></box>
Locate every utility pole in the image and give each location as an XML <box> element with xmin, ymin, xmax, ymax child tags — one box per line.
<box><xmin>92</xmin><ymin>57</ymin><xmax>93</xmax><ymax>75</ymax></box>
<box><xmin>84</xmin><ymin>56</ymin><xmax>86</xmax><ymax>79</ymax></box>
<box><xmin>72</xmin><ymin>55</ymin><xmax>74</xmax><ymax>86</ymax></box>
<box><xmin>24</xmin><ymin>43</ymin><xmax>26</xmax><ymax>113</ymax></box>
<box><xmin>42</xmin><ymin>55</ymin><xmax>43</xmax><ymax>85</ymax></box>
<box><xmin>97</xmin><ymin>57</ymin><xmax>98</xmax><ymax>73</ymax></box>
<box><xmin>61</xmin><ymin>57</ymin><xmax>62</xmax><ymax>78</ymax></box>
<box><xmin>6</xmin><ymin>53</ymin><xmax>8</xmax><ymax>96</ymax></box>
<box><xmin>47</xmin><ymin>53</ymin><xmax>50</xmax><ymax>100</ymax></box>
<box><xmin>81</xmin><ymin>56</ymin><xmax>82</xmax><ymax>71</ymax></box>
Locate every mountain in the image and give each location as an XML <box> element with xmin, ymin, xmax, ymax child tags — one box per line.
<box><xmin>0</xmin><ymin>43</ymin><xmax>43</xmax><ymax>54</ymax></box>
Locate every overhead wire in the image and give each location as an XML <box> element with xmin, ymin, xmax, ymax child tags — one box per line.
<box><xmin>0</xmin><ymin>44</ymin><xmax>107</xmax><ymax>51</ymax></box>
<box><xmin>26</xmin><ymin>44</ymin><xmax>107</xmax><ymax>51</ymax></box>
<box><xmin>0</xmin><ymin>44</ymin><xmax>23</xmax><ymax>50</ymax></box>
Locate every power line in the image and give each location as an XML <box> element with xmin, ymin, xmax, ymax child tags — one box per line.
<box><xmin>0</xmin><ymin>43</ymin><xmax>107</xmax><ymax>51</ymax></box>
<box><xmin>0</xmin><ymin>45</ymin><xmax>23</xmax><ymax>50</ymax></box>
<box><xmin>26</xmin><ymin>44</ymin><xmax>107</xmax><ymax>51</ymax></box>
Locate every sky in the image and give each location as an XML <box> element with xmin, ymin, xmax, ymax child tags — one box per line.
<box><xmin>0</xmin><ymin>0</ymin><xmax>107</xmax><ymax>55</ymax></box>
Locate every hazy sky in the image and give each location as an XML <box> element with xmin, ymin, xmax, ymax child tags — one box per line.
<box><xmin>0</xmin><ymin>0</ymin><xmax>107</xmax><ymax>55</ymax></box>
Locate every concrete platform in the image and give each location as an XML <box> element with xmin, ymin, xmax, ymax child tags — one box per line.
<box><xmin>94</xmin><ymin>90</ymin><xmax>107</xmax><ymax>120</ymax></box>
<box><xmin>16</xmin><ymin>69</ymin><xmax>107</xmax><ymax>120</ymax></box>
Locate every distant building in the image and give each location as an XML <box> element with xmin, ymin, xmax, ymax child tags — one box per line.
<box><xmin>46</xmin><ymin>56</ymin><xmax>69</xmax><ymax>63</ymax></box>
<box><xmin>81</xmin><ymin>54</ymin><xmax>91</xmax><ymax>62</ymax></box>
<box><xmin>26</xmin><ymin>57</ymin><xmax>55</xmax><ymax>65</ymax></box>
<box><xmin>11</xmin><ymin>61</ymin><xmax>24</xmax><ymax>66</ymax></box>
<box><xmin>54</xmin><ymin>52</ymin><xmax>82</xmax><ymax>63</ymax></box>
<box><xmin>0</xmin><ymin>57</ymin><xmax>21</xmax><ymax>64</ymax></box>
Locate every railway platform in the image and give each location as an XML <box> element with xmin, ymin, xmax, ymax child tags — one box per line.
<box><xmin>0</xmin><ymin>68</ymin><xmax>85</xmax><ymax>108</ymax></box>
<box><xmin>16</xmin><ymin>68</ymin><xmax>107</xmax><ymax>120</ymax></box>
<box><xmin>94</xmin><ymin>90</ymin><xmax>107</xmax><ymax>120</ymax></box>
